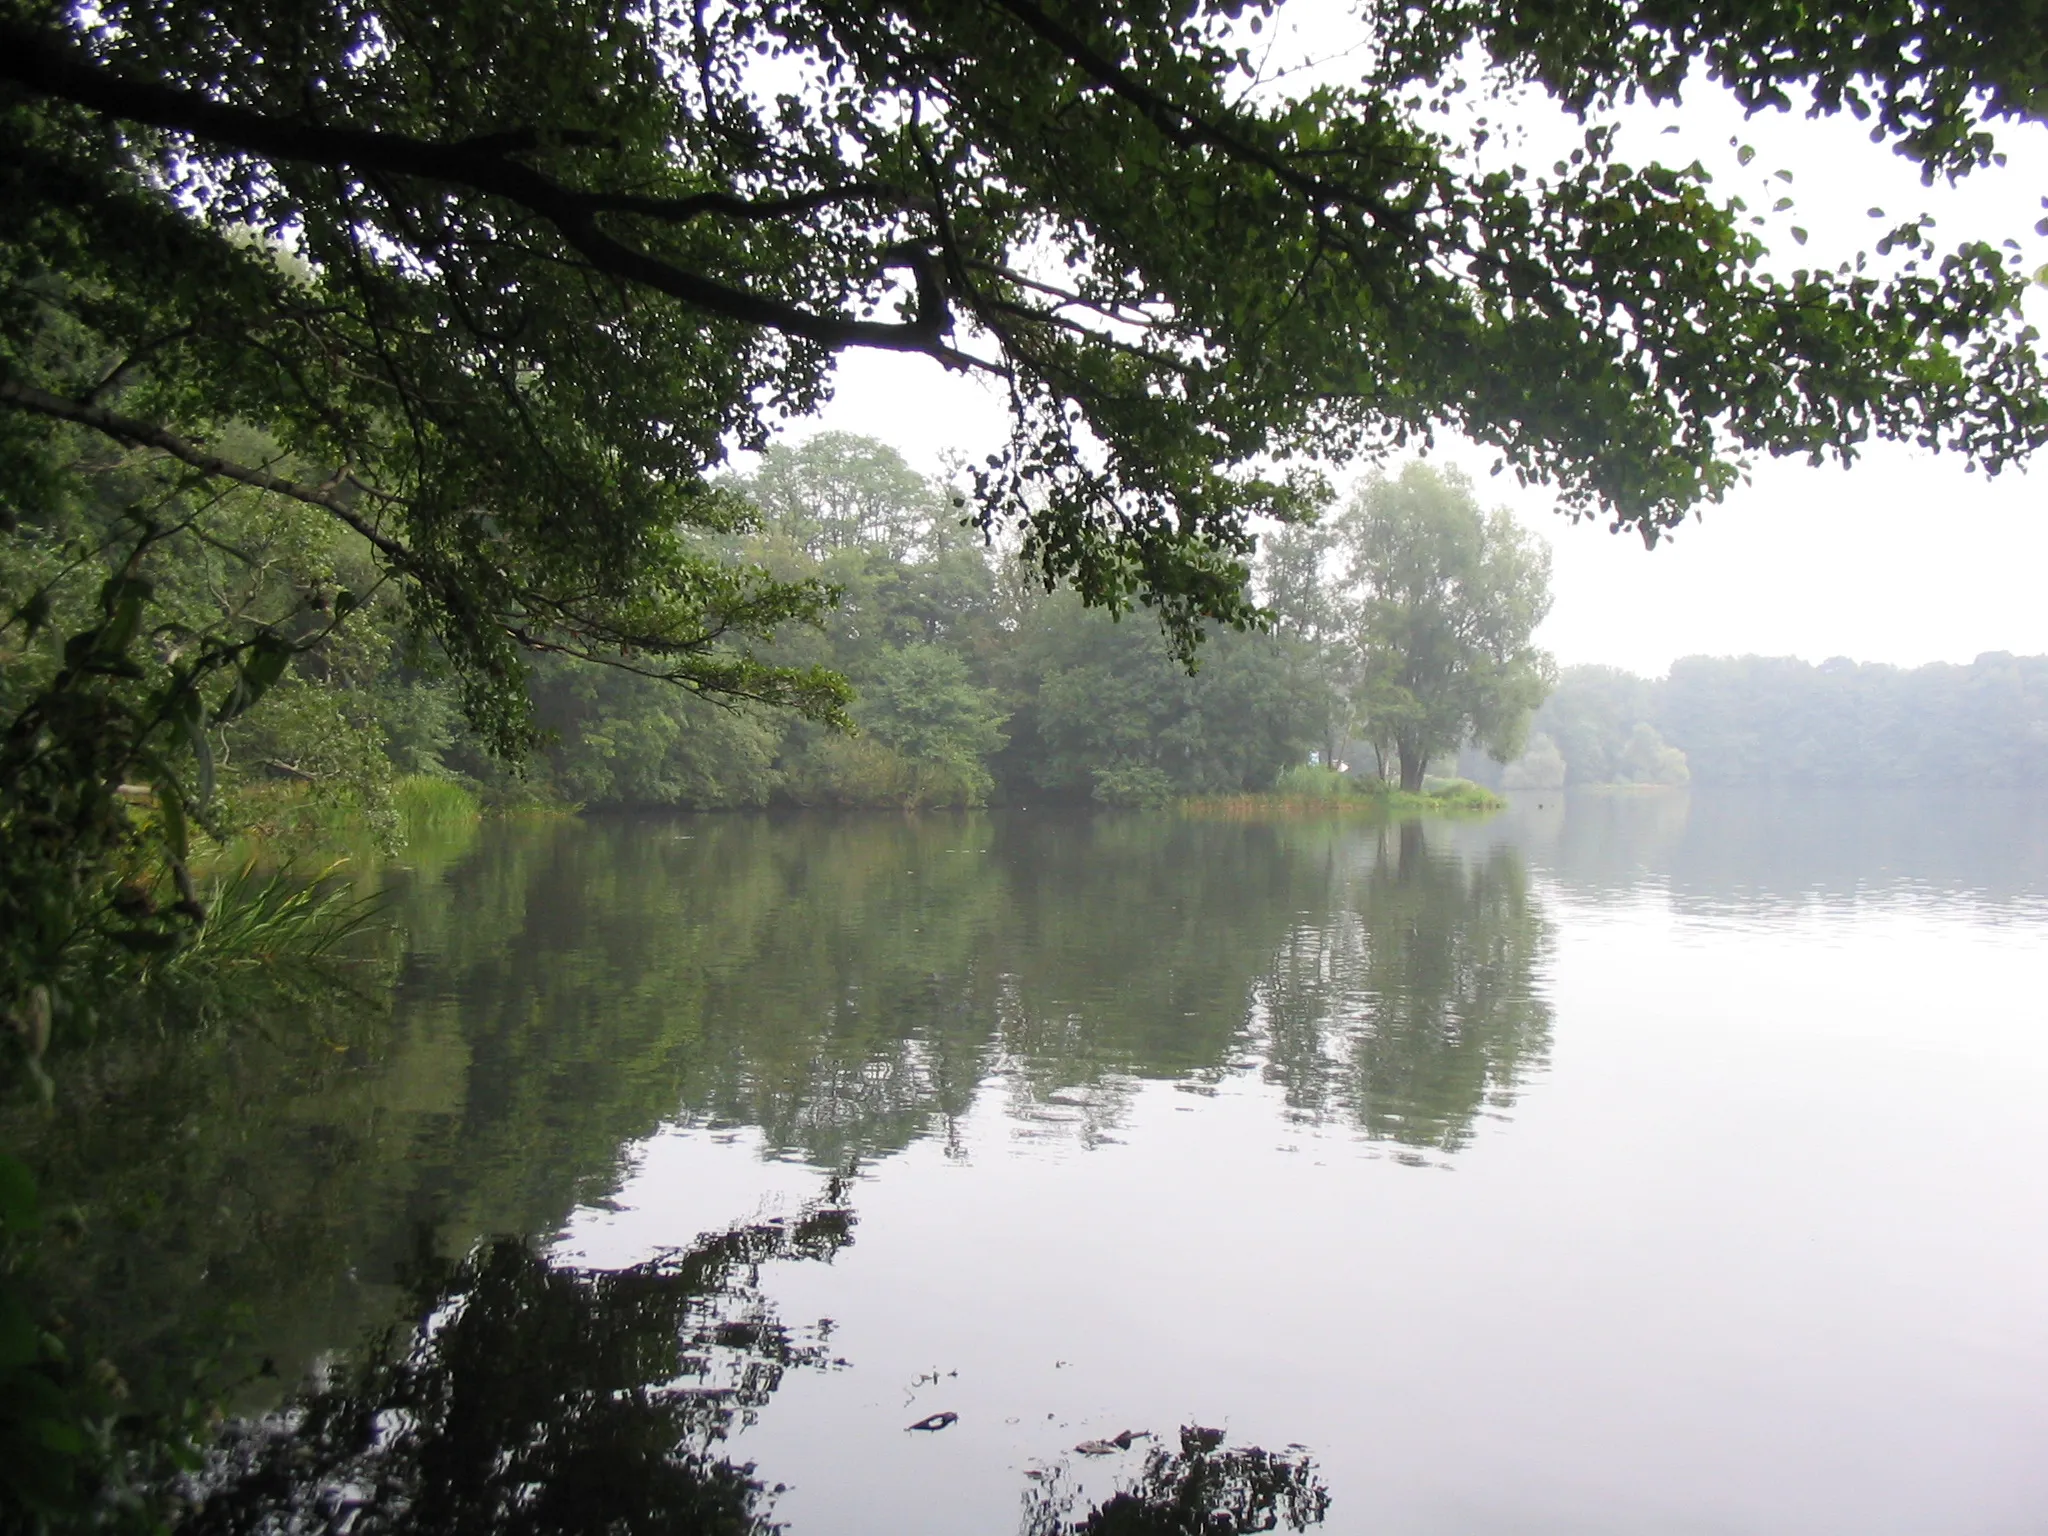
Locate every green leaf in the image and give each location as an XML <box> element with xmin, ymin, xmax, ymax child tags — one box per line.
<box><xmin>217</xmin><ymin>633</ymin><xmax>294</xmax><ymax>722</ymax></box>
<box><xmin>184</xmin><ymin>714</ymin><xmax>216</xmax><ymax>804</ymax></box>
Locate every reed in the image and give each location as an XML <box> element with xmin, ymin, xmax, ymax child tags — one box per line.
<box><xmin>394</xmin><ymin>775</ymin><xmax>482</xmax><ymax>840</ymax></box>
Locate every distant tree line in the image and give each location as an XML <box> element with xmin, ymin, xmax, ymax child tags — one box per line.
<box><xmin>524</xmin><ymin>432</ymin><xmax>1336</xmax><ymax>810</ymax></box>
<box><xmin>3</xmin><ymin>432</ymin><xmax>1549</xmax><ymax>828</ymax></box>
<box><xmin>532</xmin><ymin>447</ymin><xmax>1552</xmax><ymax>809</ymax></box>
<box><xmin>1470</xmin><ymin>654</ymin><xmax>2048</xmax><ymax>789</ymax></box>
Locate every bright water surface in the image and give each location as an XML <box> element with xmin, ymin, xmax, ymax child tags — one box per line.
<box><xmin>54</xmin><ymin>794</ymin><xmax>2048</xmax><ymax>1533</ymax></box>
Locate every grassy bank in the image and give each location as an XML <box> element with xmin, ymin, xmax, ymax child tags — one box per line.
<box><xmin>1184</xmin><ymin>767</ymin><xmax>1504</xmax><ymax>820</ymax></box>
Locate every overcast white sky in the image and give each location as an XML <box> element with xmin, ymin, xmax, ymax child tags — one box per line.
<box><xmin>766</xmin><ymin>18</ymin><xmax>2048</xmax><ymax>678</ymax></box>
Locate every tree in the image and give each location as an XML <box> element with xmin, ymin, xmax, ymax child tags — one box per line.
<box><xmin>1535</xmin><ymin>664</ymin><xmax>1661</xmax><ymax>786</ymax></box>
<box><xmin>1258</xmin><ymin>519</ymin><xmax>1355</xmax><ymax>772</ymax></box>
<box><xmin>847</xmin><ymin>642</ymin><xmax>1009</xmax><ymax>806</ymax></box>
<box><xmin>1002</xmin><ymin>591</ymin><xmax>1327</xmax><ymax>802</ymax></box>
<box><xmin>1341</xmin><ymin>464</ymin><xmax>1555</xmax><ymax>792</ymax></box>
<box><xmin>737</xmin><ymin>432</ymin><xmax>952</xmax><ymax>565</ymax></box>
<box><xmin>7</xmin><ymin>0</ymin><xmax>2048</xmax><ymax>1011</ymax></box>
<box><xmin>6</xmin><ymin>0</ymin><xmax>2048</xmax><ymax>652</ymax></box>
<box><xmin>1499</xmin><ymin>732</ymin><xmax>1567</xmax><ymax>791</ymax></box>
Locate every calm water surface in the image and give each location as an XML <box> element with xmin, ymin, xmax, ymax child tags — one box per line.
<box><xmin>56</xmin><ymin>794</ymin><xmax>2048</xmax><ymax>1533</ymax></box>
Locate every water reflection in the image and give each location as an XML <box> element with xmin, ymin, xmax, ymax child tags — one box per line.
<box><xmin>12</xmin><ymin>810</ymin><xmax>1563</xmax><ymax>1430</ymax></box>
<box><xmin>14</xmin><ymin>798</ymin><xmax>2047</xmax><ymax>1533</ymax></box>
<box><xmin>19</xmin><ymin>799</ymin><xmax>2048</xmax><ymax>1531</ymax></box>
<box><xmin>1502</xmin><ymin>786</ymin><xmax>2048</xmax><ymax>915</ymax></box>
<box><xmin>379</xmin><ymin>812</ymin><xmax>1555</xmax><ymax>1165</ymax></box>
<box><xmin>1021</xmin><ymin>1427</ymin><xmax>1330</xmax><ymax>1535</ymax></box>
<box><xmin>1255</xmin><ymin>821</ymin><xmax>1553</xmax><ymax>1151</ymax></box>
<box><xmin>187</xmin><ymin>1184</ymin><xmax>861</xmax><ymax>1535</ymax></box>
<box><xmin>185</xmin><ymin>1181</ymin><xmax>1329</xmax><ymax>1536</ymax></box>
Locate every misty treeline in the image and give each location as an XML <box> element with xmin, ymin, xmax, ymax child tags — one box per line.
<box><xmin>15</xmin><ymin>421</ymin><xmax>2039</xmax><ymax>835</ymax></box>
<box><xmin>1468</xmin><ymin>654</ymin><xmax>2048</xmax><ymax>790</ymax></box>
<box><xmin>514</xmin><ymin>433</ymin><xmax>1342</xmax><ymax>811</ymax></box>
<box><xmin>481</xmin><ymin>442</ymin><xmax>1561</xmax><ymax>809</ymax></box>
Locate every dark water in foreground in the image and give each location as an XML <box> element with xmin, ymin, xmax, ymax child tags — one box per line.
<box><xmin>35</xmin><ymin>794</ymin><xmax>2048</xmax><ymax>1533</ymax></box>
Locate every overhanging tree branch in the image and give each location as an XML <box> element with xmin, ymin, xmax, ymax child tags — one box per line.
<box><xmin>0</xmin><ymin>375</ymin><xmax>852</xmax><ymax>715</ymax></box>
<box><xmin>981</xmin><ymin>0</ymin><xmax>1412</xmax><ymax>235</ymax></box>
<box><xmin>0</xmin><ymin>21</ymin><xmax>985</xmax><ymax>365</ymax></box>
<box><xmin>0</xmin><ymin>375</ymin><xmax>417</xmax><ymax>569</ymax></box>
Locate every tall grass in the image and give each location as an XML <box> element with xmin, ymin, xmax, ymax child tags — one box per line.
<box><xmin>1185</xmin><ymin>771</ymin><xmax>1505</xmax><ymax>819</ymax></box>
<box><xmin>177</xmin><ymin>860</ymin><xmax>384</xmax><ymax>970</ymax></box>
<box><xmin>394</xmin><ymin>775</ymin><xmax>481</xmax><ymax>841</ymax></box>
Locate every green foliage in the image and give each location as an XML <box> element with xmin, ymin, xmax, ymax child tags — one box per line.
<box><xmin>1411</xmin><ymin>779</ymin><xmax>1509</xmax><ymax>815</ymax></box>
<box><xmin>1619</xmin><ymin>722</ymin><xmax>1692</xmax><ymax>787</ymax></box>
<box><xmin>393</xmin><ymin>776</ymin><xmax>481</xmax><ymax>841</ymax></box>
<box><xmin>529</xmin><ymin>436</ymin><xmax>1331</xmax><ymax>811</ymax></box>
<box><xmin>1499</xmin><ymin>732</ymin><xmax>1567</xmax><ymax>791</ymax></box>
<box><xmin>532</xmin><ymin>664</ymin><xmax>784</xmax><ymax>811</ymax></box>
<box><xmin>1194</xmin><ymin>775</ymin><xmax>1505</xmax><ymax>819</ymax></box>
<box><xmin>839</xmin><ymin>644</ymin><xmax>1007</xmax><ymax>807</ymax></box>
<box><xmin>1272</xmin><ymin>765</ymin><xmax>1352</xmax><ymax>800</ymax></box>
<box><xmin>0</xmin><ymin>517</ymin><xmax>307</xmax><ymax>1058</ymax></box>
<box><xmin>1339</xmin><ymin>465</ymin><xmax>1556</xmax><ymax>792</ymax></box>
<box><xmin>1657</xmin><ymin>653</ymin><xmax>2048</xmax><ymax>786</ymax></box>
<box><xmin>1090</xmin><ymin>764</ymin><xmax>1178</xmax><ymax>809</ymax></box>
<box><xmin>175</xmin><ymin>863</ymin><xmax>382</xmax><ymax>972</ymax></box>
<box><xmin>2</xmin><ymin>0</ymin><xmax>2043</xmax><ymax>878</ymax></box>
<box><xmin>15</xmin><ymin>0</ymin><xmax>2044</xmax><ymax>676</ymax></box>
<box><xmin>1003</xmin><ymin>592</ymin><xmax>1328</xmax><ymax>802</ymax></box>
<box><xmin>1525</xmin><ymin>665</ymin><xmax>1661</xmax><ymax>786</ymax></box>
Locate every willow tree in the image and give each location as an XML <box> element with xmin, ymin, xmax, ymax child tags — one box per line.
<box><xmin>1345</xmin><ymin>464</ymin><xmax>1555</xmax><ymax>792</ymax></box>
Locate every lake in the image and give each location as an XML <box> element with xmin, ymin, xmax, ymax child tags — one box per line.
<box><xmin>41</xmin><ymin>793</ymin><xmax>2048</xmax><ymax>1534</ymax></box>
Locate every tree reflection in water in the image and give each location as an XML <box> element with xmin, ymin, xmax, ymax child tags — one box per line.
<box><xmin>1258</xmin><ymin>820</ymin><xmax>1554</xmax><ymax>1153</ymax></box>
<box><xmin>183</xmin><ymin>1184</ymin><xmax>859</xmax><ymax>1535</ymax></box>
<box><xmin>1022</xmin><ymin>1426</ymin><xmax>1330</xmax><ymax>1535</ymax></box>
<box><xmin>182</xmin><ymin>1179</ymin><xmax>1330</xmax><ymax>1536</ymax></box>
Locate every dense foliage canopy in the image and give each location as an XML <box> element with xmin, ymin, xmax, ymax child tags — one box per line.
<box><xmin>6</xmin><ymin>0</ymin><xmax>2048</xmax><ymax>661</ymax></box>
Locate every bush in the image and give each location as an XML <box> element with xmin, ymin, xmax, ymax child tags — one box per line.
<box><xmin>1090</xmin><ymin>764</ymin><xmax>1177</xmax><ymax>808</ymax></box>
<box><xmin>1272</xmin><ymin>764</ymin><xmax>1353</xmax><ymax>799</ymax></box>
<box><xmin>393</xmin><ymin>776</ymin><xmax>481</xmax><ymax>842</ymax></box>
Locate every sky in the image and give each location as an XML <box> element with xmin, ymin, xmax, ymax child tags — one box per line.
<box><xmin>763</xmin><ymin>16</ymin><xmax>2048</xmax><ymax>679</ymax></box>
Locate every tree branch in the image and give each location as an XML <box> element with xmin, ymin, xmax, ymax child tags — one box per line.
<box><xmin>0</xmin><ymin>22</ymin><xmax>986</xmax><ymax>365</ymax></box>
<box><xmin>982</xmin><ymin>0</ymin><xmax>1408</xmax><ymax>234</ymax></box>
<box><xmin>0</xmin><ymin>376</ymin><xmax>417</xmax><ymax>569</ymax></box>
<box><xmin>0</xmin><ymin>377</ymin><xmax>853</xmax><ymax>696</ymax></box>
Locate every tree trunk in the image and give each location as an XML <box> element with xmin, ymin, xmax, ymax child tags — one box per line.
<box><xmin>1397</xmin><ymin>740</ymin><xmax>1428</xmax><ymax>794</ymax></box>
